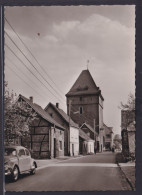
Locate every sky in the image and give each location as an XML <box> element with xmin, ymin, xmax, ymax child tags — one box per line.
<box><xmin>4</xmin><ymin>5</ymin><xmax>135</xmax><ymax>135</ymax></box>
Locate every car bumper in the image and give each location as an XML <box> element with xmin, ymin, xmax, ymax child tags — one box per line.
<box><xmin>5</xmin><ymin>168</ymin><xmax>12</xmax><ymax>176</ymax></box>
<box><xmin>5</xmin><ymin>171</ymin><xmax>11</xmax><ymax>176</ymax></box>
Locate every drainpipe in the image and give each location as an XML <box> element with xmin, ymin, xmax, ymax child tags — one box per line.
<box><xmin>68</xmin><ymin>100</ymin><xmax>72</xmax><ymax>156</ymax></box>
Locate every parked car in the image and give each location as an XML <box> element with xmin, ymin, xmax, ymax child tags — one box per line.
<box><xmin>4</xmin><ymin>145</ymin><xmax>37</xmax><ymax>181</ymax></box>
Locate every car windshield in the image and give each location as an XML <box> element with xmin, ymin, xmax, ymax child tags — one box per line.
<box><xmin>5</xmin><ymin>148</ymin><xmax>16</xmax><ymax>156</ymax></box>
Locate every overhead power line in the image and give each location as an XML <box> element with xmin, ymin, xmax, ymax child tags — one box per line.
<box><xmin>6</xmin><ymin>64</ymin><xmax>44</xmax><ymax>98</ymax></box>
<box><xmin>6</xmin><ymin>57</ymin><xmax>51</xmax><ymax>100</ymax></box>
<box><xmin>5</xmin><ymin>17</ymin><xmax>65</xmax><ymax>98</ymax></box>
<box><xmin>5</xmin><ymin>31</ymin><xmax>65</xmax><ymax>103</ymax></box>
<box><xmin>5</xmin><ymin>44</ymin><xmax>65</xmax><ymax>106</ymax></box>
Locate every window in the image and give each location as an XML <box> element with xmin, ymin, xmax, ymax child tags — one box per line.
<box><xmin>80</xmin><ymin>97</ymin><xmax>82</xmax><ymax>101</ymax></box>
<box><xmin>18</xmin><ymin>149</ymin><xmax>25</xmax><ymax>156</ymax></box>
<box><xmin>79</xmin><ymin>107</ymin><xmax>83</xmax><ymax>114</ymax></box>
<box><xmin>106</xmin><ymin>134</ymin><xmax>111</xmax><ymax>138</ymax></box>
<box><xmin>59</xmin><ymin>141</ymin><xmax>62</xmax><ymax>150</ymax></box>
<box><xmin>49</xmin><ymin>113</ymin><xmax>53</xmax><ymax>117</ymax></box>
<box><xmin>25</xmin><ymin>149</ymin><xmax>30</xmax><ymax>156</ymax></box>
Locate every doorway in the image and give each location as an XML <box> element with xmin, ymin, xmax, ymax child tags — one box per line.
<box><xmin>54</xmin><ymin>138</ymin><xmax>56</xmax><ymax>158</ymax></box>
<box><xmin>72</xmin><ymin>144</ymin><xmax>74</xmax><ymax>156</ymax></box>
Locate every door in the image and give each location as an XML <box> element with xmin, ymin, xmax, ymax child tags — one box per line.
<box><xmin>97</xmin><ymin>141</ymin><xmax>99</xmax><ymax>152</ymax></box>
<box><xmin>18</xmin><ymin>149</ymin><xmax>30</xmax><ymax>172</ymax></box>
<box><xmin>72</xmin><ymin>144</ymin><xmax>74</xmax><ymax>156</ymax></box>
<box><xmin>54</xmin><ymin>138</ymin><xmax>56</xmax><ymax>158</ymax></box>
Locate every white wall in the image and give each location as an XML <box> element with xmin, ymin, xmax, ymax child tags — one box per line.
<box><xmin>87</xmin><ymin>141</ymin><xmax>94</xmax><ymax>153</ymax></box>
<box><xmin>70</xmin><ymin>126</ymin><xmax>79</xmax><ymax>156</ymax></box>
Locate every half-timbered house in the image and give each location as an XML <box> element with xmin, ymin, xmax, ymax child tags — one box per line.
<box><xmin>18</xmin><ymin>95</ymin><xmax>65</xmax><ymax>159</ymax></box>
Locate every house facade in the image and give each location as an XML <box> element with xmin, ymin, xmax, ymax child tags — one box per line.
<box><xmin>79</xmin><ymin>128</ymin><xmax>95</xmax><ymax>154</ymax></box>
<box><xmin>18</xmin><ymin>95</ymin><xmax>65</xmax><ymax>159</ymax></box>
<box><xmin>103</xmin><ymin>123</ymin><xmax>113</xmax><ymax>150</ymax></box>
<box><xmin>45</xmin><ymin>102</ymin><xmax>79</xmax><ymax>156</ymax></box>
<box><xmin>66</xmin><ymin>69</ymin><xmax>105</xmax><ymax>152</ymax></box>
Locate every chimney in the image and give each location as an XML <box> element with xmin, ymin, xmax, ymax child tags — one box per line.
<box><xmin>56</xmin><ymin>103</ymin><xmax>59</xmax><ymax>108</ymax></box>
<box><xmin>29</xmin><ymin>96</ymin><xmax>33</xmax><ymax>103</ymax></box>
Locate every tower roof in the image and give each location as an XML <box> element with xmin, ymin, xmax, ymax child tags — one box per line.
<box><xmin>66</xmin><ymin>69</ymin><xmax>104</xmax><ymax>100</ymax></box>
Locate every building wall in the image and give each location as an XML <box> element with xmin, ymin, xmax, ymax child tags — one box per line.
<box><xmin>67</xmin><ymin>95</ymin><xmax>100</xmax><ymax>132</ymax></box>
<box><xmin>128</xmin><ymin>131</ymin><xmax>135</xmax><ymax>156</ymax></box>
<box><xmin>51</xmin><ymin>127</ymin><xmax>64</xmax><ymax>158</ymax></box>
<box><xmin>22</xmin><ymin>117</ymin><xmax>50</xmax><ymax>159</ymax></box>
<box><xmin>70</xmin><ymin>126</ymin><xmax>79</xmax><ymax>156</ymax></box>
<box><xmin>103</xmin><ymin>125</ymin><xmax>113</xmax><ymax>150</ymax></box>
<box><xmin>45</xmin><ymin>106</ymin><xmax>68</xmax><ymax>156</ymax></box>
<box><xmin>22</xmin><ymin>116</ymin><xmax>64</xmax><ymax>159</ymax></box>
<box><xmin>67</xmin><ymin>94</ymin><xmax>104</xmax><ymax>152</ymax></box>
<box><xmin>87</xmin><ymin>141</ymin><xmax>94</xmax><ymax>153</ymax></box>
<box><xmin>81</xmin><ymin>126</ymin><xmax>94</xmax><ymax>140</ymax></box>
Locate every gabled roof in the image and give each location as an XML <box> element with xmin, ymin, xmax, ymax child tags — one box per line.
<box><xmin>45</xmin><ymin>103</ymin><xmax>79</xmax><ymax>128</ymax></box>
<box><xmin>18</xmin><ymin>95</ymin><xmax>65</xmax><ymax>130</ymax></box>
<box><xmin>80</xmin><ymin>123</ymin><xmax>98</xmax><ymax>136</ymax></box>
<box><xmin>66</xmin><ymin>69</ymin><xmax>104</xmax><ymax>100</ymax></box>
<box><xmin>103</xmin><ymin>123</ymin><xmax>113</xmax><ymax>134</ymax></box>
<box><xmin>79</xmin><ymin>129</ymin><xmax>93</xmax><ymax>141</ymax></box>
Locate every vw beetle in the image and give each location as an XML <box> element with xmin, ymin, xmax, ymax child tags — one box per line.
<box><xmin>4</xmin><ymin>145</ymin><xmax>37</xmax><ymax>181</ymax></box>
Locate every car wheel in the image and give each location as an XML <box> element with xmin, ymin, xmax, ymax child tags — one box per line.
<box><xmin>30</xmin><ymin>163</ymin><xmax>36</xmax><ymax>175</ymax></box>
<box><xmin>12</xmin><ymin>166</ymin><xmax>19</xmax><ymax>182</ymax></box>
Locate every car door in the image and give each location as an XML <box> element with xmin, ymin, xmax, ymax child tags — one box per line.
<box><xmin>18</xmin><ymin>149</ymin><xmax>30</xmax><ymax>172</ymax></box>
<box><xmin>25</xmin><ymin>149</ymin><xmax>31</xmax><ymax>170</ymax></box>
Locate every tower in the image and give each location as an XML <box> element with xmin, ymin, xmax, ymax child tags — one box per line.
<box><xmin>66</xmin><ymin>69</ymin><xmax>104</xmax><ymax>151</ymax></box>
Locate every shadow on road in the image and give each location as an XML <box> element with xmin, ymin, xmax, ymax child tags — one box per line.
<box><xmin>5</xmin><ymin>172</ymin><xmax>35</xmax><ymax>184</ymax></box>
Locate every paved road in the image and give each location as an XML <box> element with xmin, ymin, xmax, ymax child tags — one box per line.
<box><xmin>5</xmin><ymin>152</ymin><xmax>131</xmax><ymax>191</ymax></box>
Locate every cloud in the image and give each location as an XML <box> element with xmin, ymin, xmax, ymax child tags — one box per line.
<box><xmin>53</xmin><ymin>21</ymin><xmax>80</xmax><ymax>38</ymax></box>
<box><xmin>51</xmin><ymin>14</ymin><xmax>135</xmax><ymax>64</ymax></box>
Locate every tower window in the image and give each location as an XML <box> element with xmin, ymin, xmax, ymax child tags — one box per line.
<box><xmin>80</xmin><ymin>97</ymin><xmax>82</xmax><ymax>101</ymax></box>
<box><xmin>79</xmin><ymin>107</ymin><xmax>83</xmax><ymax>114</ymax></box>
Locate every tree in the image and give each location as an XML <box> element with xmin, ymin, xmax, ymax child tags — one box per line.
<box><xmin>119</xmin><ymin>93</ymin><xmax>135</xmax><ymax>111</ymax></box>
<box><xmin>4</xmin><ymin>81</ymin><xmax>37</xmax><ymax>145</ymax></box>
<box><xmin>119</xmin><ymin>93</ymin><xmax>135</xmax><ymax>130</ymax></box>
<box><xmin>113</xmin><ymin>134</ymin><xmax>122</xmax><ymax>150</ymax></box>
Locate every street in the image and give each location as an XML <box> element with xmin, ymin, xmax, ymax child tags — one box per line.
<box><xmin>5</xmin><ymin>152</ymin><xmax>131</xmax><ymax>191</ymax></box>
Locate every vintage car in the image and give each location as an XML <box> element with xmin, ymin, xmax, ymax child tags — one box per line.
<box><xmin>4</xmin><ymin>145</ymin><xmax>37</xmax><ymax>181</ymax></box>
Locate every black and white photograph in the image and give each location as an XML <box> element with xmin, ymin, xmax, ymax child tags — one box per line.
<box><xmin>4</xmin><ymin>5</ymin><xmax>135</xmax><ymax>191</ymax></box>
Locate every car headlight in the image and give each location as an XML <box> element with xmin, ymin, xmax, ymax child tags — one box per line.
<box><xmin>4</xmin><ymin>163</ymin><xmax>10</xmax><ymax>171</ymax></box>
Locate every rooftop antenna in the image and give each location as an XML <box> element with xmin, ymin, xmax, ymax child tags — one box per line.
<box><xmin>87</xmin><ymin>60</ymin><xmax>89</xmax><ymax>70</ymax></box>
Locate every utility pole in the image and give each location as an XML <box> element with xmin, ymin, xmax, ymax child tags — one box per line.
<box><xmin>68</xmin><ymin>100</ymin><xmax>72</xmax><ymax>156</ymax></box>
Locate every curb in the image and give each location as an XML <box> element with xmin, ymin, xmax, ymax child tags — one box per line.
<box><xmin>117</xmin><ymin>163</ymin><xmax>135</xmax><ymax>191</ymax></box>
<box><xmin>36</xmin><ymin>155</ymin><xmax>87</xmax><ymax>170</ymax></box>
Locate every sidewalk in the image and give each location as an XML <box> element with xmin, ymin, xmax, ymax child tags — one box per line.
<box><xmin>36</xmin><ymin>155</ymin><xmax>83</xmax><ymax>168</ymax></box>
<box><xmin>116</xmin><ymin>153</ymin><xmax>135</xmax><ymax>190</ymax></box>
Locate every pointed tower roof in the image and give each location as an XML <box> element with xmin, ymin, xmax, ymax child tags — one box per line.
<box><xmin>66</xmin><ymin>69</ymin><xmax>104</xmax><ymax>100</ymax></box>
